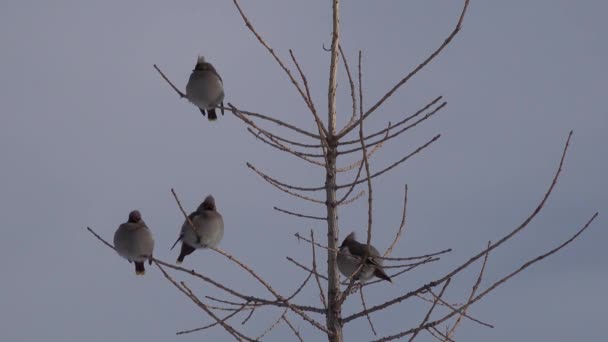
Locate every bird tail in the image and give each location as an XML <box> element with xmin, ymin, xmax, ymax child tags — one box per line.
<box><xmin>135</xmin><ymin>261</ymin><xmax>145</xmax><ymax>275</ymax></box>
<box><xmin>374</xmin><ymin>268</ymin><xmax>392</xmax><ymax>283</ymax></box>
<box><xmin>177</xmin><ymin>243</ymin><xmax>196</xmax><ymax>264</ymax></box>
<box><xmin>207</xmin><ymin>108</ymin><xmax>218</xmax><ymax>121</ymax></box>
<box><xmin>170</xmin><ymin>234</ymin><xmax>183</xmax><ymax>251</ymax></box>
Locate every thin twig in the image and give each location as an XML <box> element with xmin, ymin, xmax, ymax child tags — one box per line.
<box><xmin>338</xmin><ymin>96</ymin><xmax>443</xmax><ymax>146</ymax></box>
<box><xmin>338</xmin><ymin>102</ymin><xmax>446</xmax><ymax>156</ymax></box>
<box><xmin>408</xmin><ymin>278</ymin><xmax>451</xmax><ymax>341</ymax></box>
<box><xmin>153</xmin><ymin>64</ymin><xmax>186</xmax><ymax>98</ymax></box>
<box><xmin>274</xmin><ymin>207</ymin><xmax>327</xmax><ymax>221</ymax></box>
<box><xmin>86</xmin><ymin>226</ymin><xmax>116</xmax><ymax>251</ymax></box>
<box><xmin>289</xmin><ymin>49</ymin><xmax>330</xmax><ymax>161</ymax></box>
<box><xmin>346</xmin><ymin>131</ymin><xmax>578</xmax><ymax>323</ymax></box>
<box><xmin>246</xmin><ymin>162</ymin><xmax>325</xmax><ymax>203</ymax></box>
<box><xmin>384</xmin><ymin>184</ymin><xmax>408</xmax><ymax>257</ymax></box>
<box><xmin>446</xmin><ymin>241</ymin><xmax>493</xmax><ymax>338</ymax></box>
<box><xmin>338</xmin><ymin>44</ymin><xmax>358</xmax><ymax>128</ymax></box>
<box><xmin>336</xmin><ymin>135</ymin><xmax>441</xmax><ymax>189</ymax></box>
<box><xmin>211</xmin><ymin>246</ymin><xmax>330</xmax><ymax>334</ymax></box>
<box><xmin>176</xmin><ymin>301</ymin><xmax>252</xmax><ymax>335</ymax></box>
<box><xmin>371</xmin><ymin>212</ymin><xmax>598</xmax><ymax>341</ymax></box>
<box><xmin>246</xmin><ymin>127</ymin><xmax>326</xmax><ymax>166</ymax></box>
<box><xmin>337</xmin><ymin>0</ymin><xmax>470</xmax><ymax>139</ymax></box>
<box><xmin>256</xmin><ymin>308</ymin><xmax>288</xmax><ymax>341</ymax></box>
<box><xmin>283</xmin><ymin>315</ymin><xmax>305</xmax><ymax>342</ymax></box>
<box><xmin>231</xmin><ymin>0</ymin><xmax>328</xmax><ymax>137</ymax></box>
<box><xmin>336</xmin><ymin>124</ymin><xmax>391</xmax><ymax>172</ymax></box>
<box><xmin>229</xmin><ymin>103</ymin><xmax>320</xmax><ymax>140</ymax></box>
<box><xmin>360</xmin><ymin>287</ymin><xmax>377</xmax><ymax>335</ymax></box>
<box><xmin>155</xmin><ymin>262</ymin><xmax>253</xmax><ymax>341</ymax></box>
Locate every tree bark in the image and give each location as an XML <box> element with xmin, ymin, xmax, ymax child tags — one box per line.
<box><xmin>325</xmin><ymin>140</ymin><xmax>342</xmax><ymax>342</ymax></box>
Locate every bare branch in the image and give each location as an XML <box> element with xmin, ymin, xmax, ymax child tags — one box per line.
<box><xmin>423</xmin><ymin>291</ymin><xmax>493</xmax><ymax>330</ymax></box>
<box><xmin>360</xmin><ymin>287</ymin><xmax>377</xmax><ymax>336</ymax></box>
<box><xmin>339</xmin><ymin>96</ymin><xmax>442</xmax><ymax>146</ymax></box>
<box><xmin>336</xmin><ymin>134</ymin><xmax>441</xmax><ymax>189</ymax></box>
<box><xmin>285</xmin><ymin>270</ymin><xmax>314</xmax><ymax>303</ymax></box>
<box><xmin>231</xmin><ymin>0</ymin><xmax>329</xmax><ymax>137</ymax></box>
<box><xmin>176</xmin><ymin>301</ymin><xmax>252</xmax><ymax>336</ymax></box>
<box><xmin>211</xmin><ymin>247</ymin><xmax>329</xmax><ymax>334</ymax></box>
<box><xmin>336</xmin><ymin>123</ymin><xmax>390</xmax><ymax>172</ymax></box>
<box><xmin>247</xmin><ymin>133</ymin><xmax>440</xmax><ymax>194</ymax></box>
<box><xmin>338</xmin><ymin>102</ymin><xmax>446</xmax><ymax>156</ymax></box>
<box><xmin>229</xmin><ymin>103</ymin><xmax>320</xmax><ymax>140</ymax></box>
<box><xmin>446</xmin><ymin>241</ymin><xmax>493</xmax><ymax>338</ymax></box>
<box><xmin>356</xmin><ymin>50</ymin><xmax>376</xmax><ymax>275</ymax></box>
<box><xmin>256</xmin><ymin>308</ymin><xmax>288</xmax><ymax>341</ymax></box>
<box><xmin>408</xmin><ymin>278</ymin><xmax>451</xmax><ymax>342</ymax></box>
<box><xmin>245</xmin><ymin>127</ymin><xmax>327</xmax><ymax>167</ymax></box>
<box><xmin>287</xmin><ymin>256</ymin><xmax>328</xmax><ymax>281</ymax></box>
<box><xmin>345</xmin><ymin>131</ymin><xmax>577</xmax><ymax>323</ymax></box>
<box><xmin>241</xmin><ymin>306</ymin><xmax>256</xmax><ymax>325</ymax></box>
<box><xmin>155</xmin><ymin>262</ymin><xmax>253</xmax><ymax>342</ymax></box>
<box><xmin>384</xmin><ymin>184</ymin><xmax>408</xmax><ymax>257</ymax></box>
<box><xmin>153</xmin><ymin>64</ymin><xmax>186</xmax><ymax>98</ymax></box>
<box><xmin>274</xmin><ymin>206</ymin><xmax>327</xmax><ymax>221</ymax></box>
<box><xmin>337</xmin><ymin>0</ymin><xmax>470</xmax><ymax>139</ymax></box>
<box><xmin>371</xmin><ymin>212</ymin><xmax>598</xmax><ymax>341</ymax></box>
<box><xmin>336</xmin><ymin>151</ymin><xmax>365</xmax><ymax>204</ymax></box>
<box><xmin>339</xmin><ymin>190</ymin><xmax>366</xmax><ymax>206</ymax></box>
<box><xmin>283</xmin><ymin>315</ymin><xmax>305</xmax><ymax>342</ymax></box>
<box><xmin>338</xmin><ymin>44</ymin><xmax>358</xmax><ymax>128</ymax></box>
<box><xmin>86</xmin><ymin>226</ymin><xmax>116</xmax><ymax>251</ymax></box>
<box><xmin>246</xmin><ymin>162</ymin><xmax>325</xmax><ymax>203</ymax></box>
<box><xmin>171</xmin><ymin>188</ymin><xmax>196</xmax><ymax>235</ymax></box>
<box><xmin>289</xmin><ymin>49</ymin><xmax>331</xmax><ymax>155</ymax></box>
<box><xmin>246</xmin><ymin>162</ymin><xmax>322</xmax><ymax>193</ymax></box>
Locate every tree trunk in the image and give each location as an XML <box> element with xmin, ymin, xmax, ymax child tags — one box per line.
<box><xmin>325</xmin><ymin>140</ymin><xmax>342</xmax><ymax>342</ymax></box>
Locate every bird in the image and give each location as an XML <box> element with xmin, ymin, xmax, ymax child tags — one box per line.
<box><xmin>185</xmin><ymin>56</ymin><xmax>225</xmax><ymax>121</ymax></box>
<box><xmin>113</xmin><ymin>210</ymin><xmax>155</xmax><ymax>275</ymax></box>
<box><xmin>337</xmin><ymin>232</ymin><xmax>392</xmax><ymax>283</ymax></box>
<box><xmin>171</xmin><ymin>195</ymin><xmax>224</xmax><ymax>264</ymax></box>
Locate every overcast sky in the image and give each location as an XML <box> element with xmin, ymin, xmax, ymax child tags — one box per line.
<box><xmin>1</xmin><ymin>1</ymin><xmax>606</xmax><ymax>341</ymax></box>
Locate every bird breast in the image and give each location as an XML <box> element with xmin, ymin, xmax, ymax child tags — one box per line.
<box><xmin>186</xmin><ymin>71</ymin><xmax>225</xmax><ymax>109</ymax></box>
<box><xmin>181</xmin><ymin>212</ymin><xmax>224</xmax><ymax>249</ymax></box>
<box><xmin>113</xmin><ymin>224</ymin><xmax>154</xmax><ymax>262</ymax></box>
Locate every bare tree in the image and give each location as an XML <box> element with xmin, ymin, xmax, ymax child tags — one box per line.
<box><xmin>88</xmin><ymin>1</ymin><xmax>598</xmax><ymax>341</ymax></box>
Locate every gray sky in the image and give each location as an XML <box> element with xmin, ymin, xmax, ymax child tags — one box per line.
<box><xmin>1</xmin><ymin>0</ymin><xmax>606</xmax><ymax>341</ymax></box>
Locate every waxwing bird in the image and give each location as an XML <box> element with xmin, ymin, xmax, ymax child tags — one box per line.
<box><xmin>337</xmin><ymin>232</ymin><xmax>392</xmax><ymax>282</ymax></box>
<box><xmin>185</xmin><ymin>56</ymin><xmax>225</xmax><ymax>121</ymax></box>
<box><xmin>171</xmin><ymin>195</ymin><xmax>224</xmax><ymax>263</ymax></box>
<box><xmin>113</xmin><ymin>210</ymin><xmax>155</xmax><ymax>275</ymax></box>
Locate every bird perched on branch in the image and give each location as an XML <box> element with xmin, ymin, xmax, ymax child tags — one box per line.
<box><xmin>337</xmin><ymin>232</ymin><xmax>392</xmax><ymax>282</ymax></box>
<box><xmin>113</xmin><ymin>210</ymin><xmax>155</xmax><ymax>275</ymax></box>
<box><xmin>171</xmin><ymin>195</ymin><xmax>224</xmax><ymax>263</ymax></box>
<box><xmin>185</xmin><ymin>56</ymin><xmax>225</xmax><ymax>121</ymax></box>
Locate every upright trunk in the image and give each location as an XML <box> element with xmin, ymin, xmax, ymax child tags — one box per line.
<box><xmin>325</xmin><ymin>140</ymin><xmax>342</xmax><ymax>342</ymax></box>
<box><xmin>326</xmin><ymin>1</ymin><xmax>342</xmax><ymax>340</ymax></box>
